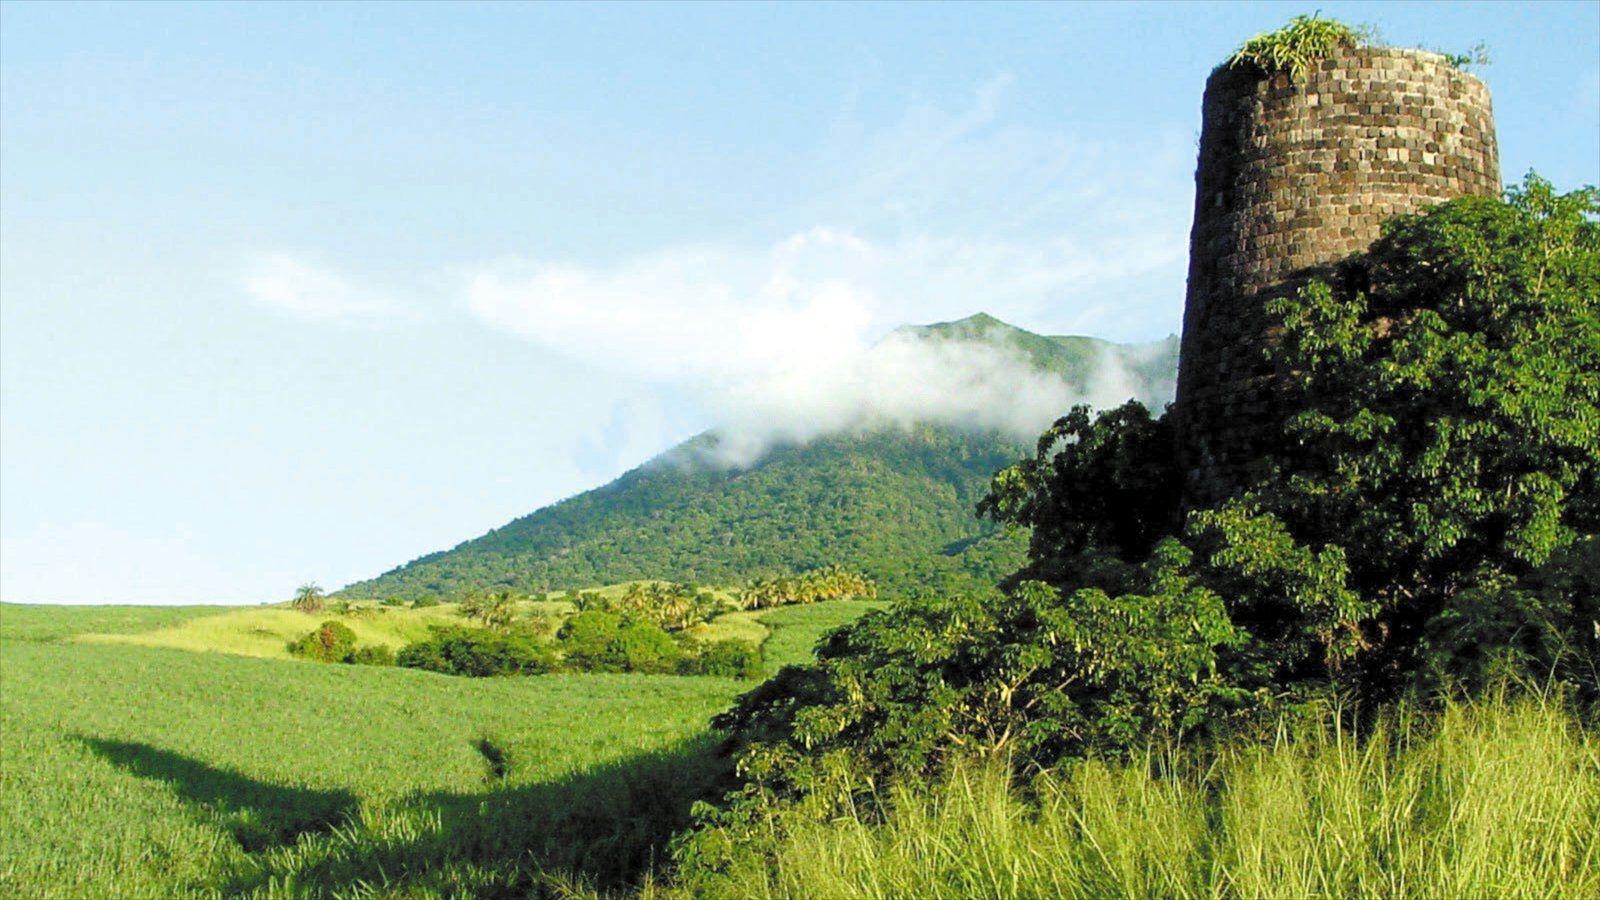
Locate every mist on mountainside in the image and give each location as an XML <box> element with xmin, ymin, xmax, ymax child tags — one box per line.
<box><xmin>697</xmin><ymin>314</ymin><xmax>1177</xmax><ymax>467</ymax></box>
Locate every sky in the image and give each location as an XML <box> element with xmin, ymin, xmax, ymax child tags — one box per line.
<box><xmin>3</xmin><ymin>1</ymin><xmax>1597</xmax><ymax>604</ymax></box>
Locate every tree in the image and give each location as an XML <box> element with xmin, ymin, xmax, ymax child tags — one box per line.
<box><xmin>1248</xmin><ymin>174</ymin><xmax>1599</xmax><ymax>699</ymax></box>
<box><xmin>459</xmin><ymin>590</ymin><xmax>519</xmax><ymax>632</ymax></box>
<box><xmin>978</xmin><ymin>173</ymin><xmax>1599</xmax><ymax>712</ymax></box>
<box><xmin>291</xmin><ymin>582</ymin><xmax>326</xmax><ymax>614</ymax></box>
<box><xmin>979</xmin><ymin>401</ymin><xmax>1182</xmax><ymax>591</ymax></box>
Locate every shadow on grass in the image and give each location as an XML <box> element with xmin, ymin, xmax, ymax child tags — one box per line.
<box><xmin>78</xmin><ymin>737</ymin><xmax>358</xmax><ymax>852</ymax></box>
<box><xmin>81</xmin><ymin>733</ymin><xmax>732</xmax><ymax>897</ymax></box>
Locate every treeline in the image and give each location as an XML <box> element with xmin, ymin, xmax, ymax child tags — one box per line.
<box><xmin>738</xmin><ymin>565</ymin><xmax>878</xmax><ymax>609</ymax></box>
<box><xmin>287</xmin><ymin>568</ymin><xmax>875</xmax><ymax>681</ymax></box>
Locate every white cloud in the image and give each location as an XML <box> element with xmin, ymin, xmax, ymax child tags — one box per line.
<box><xmin>244</xmin><ymin>254</ymin><xmax>414</xmax><ymax>323</ymax></box>
<box><xmin>463</xmin><ymin>231</ymin><xmax>1175</xmax><ymax>466</ymax></box>
<box><xmin>698</xmin><ymin>326</ymin><xmax>1163</xmax><ymax>467</ymax></box>
<box><xmin>460</xmin><ymin>75</ymin><xmax>1191</xmax><ymax>465</ymax></box>
<box><xmin>242</xmin><ymin>76</ymin><xmax>1190</xmax><ymax>468</ymax></box>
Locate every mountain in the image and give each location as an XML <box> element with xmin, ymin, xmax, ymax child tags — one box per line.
<box><xmin>339</xmin><ymin>315</ymin><xmax>1179</xmax><ymax>600</ymax></box>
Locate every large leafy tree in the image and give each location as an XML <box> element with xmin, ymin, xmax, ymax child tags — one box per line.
<box><xmin>713</xmin><ymin>176</ymin><xmax>1599</xmax><ymax>798</ymax></box>
<box><xmin>981</xmin><ymin>174</ymin><xmax>1600</xmax><ymax>709</ymax></box>
<box><xmin>1245</xmin><ymin>175</ymin><xmax>1599</xmax><ymax>698</ymax></box>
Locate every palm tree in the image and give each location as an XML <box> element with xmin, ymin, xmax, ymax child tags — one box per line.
<box><xmin>291</xmin><ymin>582</ymin><xmax>326</xmax><ymax>614</ymax></box>
<box><xmin>461</xmin><ymin>590</ymin><xmax>519</xmax><ymax>632</ymax></box>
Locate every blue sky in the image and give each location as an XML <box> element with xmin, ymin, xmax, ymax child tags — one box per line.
<box><xmin>3</xmin><ymin>1</ymin><xmax>1596</xmax><ymax>603</ymax></box>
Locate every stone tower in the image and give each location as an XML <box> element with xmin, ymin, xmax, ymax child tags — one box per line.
<box><xmin>1174</xmin><ymin>47</ymin><xmax>1500</xmax><ymax>504</ymax></box>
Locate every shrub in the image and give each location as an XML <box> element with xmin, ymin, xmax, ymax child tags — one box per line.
<box><xmin>709</xmin><ymin>176</ymin><xmax>1600</xmax><ymax>805</ymax></box>
<box><xmin>612</xmin><ymin>621</ymin><xmax>681</xmax><ymax>674</ymax></box>
<box><xmin>286</xmin><ymin>621</ymin><xmax>358</xmax><ymax>664</ymax></box>
<box><xmin>681</xmin><ymin>639</ymin><xmax>762</xmax><ymax>679</ymax></box>
<box><xmin>556</xmin><ymin>610</ymin><xmax>686</xmax><ymax>673</ymax></box>
<box><xmin>351</xmin><ymin>644</ymin><xmax>396</xmax><ymax>667</ymax></box>
<box><xmin>396</xmin><ymin>626</ymin><xmax>556</xmax><ymax>677</ymax></box>
<box><xmin>411</xmin><ymin>595</ymin><xmax>440</xmax><ymax>609</ymax></box>
<box><xmin>558</xmin><ymin>610</ymin><xmax>626</xmax><ymax>671</ymax></box>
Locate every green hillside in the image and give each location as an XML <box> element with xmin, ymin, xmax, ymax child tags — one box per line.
<box><xmin>341</xmin><ymin>316</ymin><xmax>1179</xmax><ymax>601</ymax></box>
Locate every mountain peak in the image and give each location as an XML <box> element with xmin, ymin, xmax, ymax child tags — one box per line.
<box><xmin>894</xmin><ymin>311</ymin><xmax>1017</xmax><ymax>340</ymax></box>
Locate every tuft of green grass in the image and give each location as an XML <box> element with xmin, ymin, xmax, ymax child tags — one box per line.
<box><xmin>1228</xmin><ymin>14</ymin><xmax>1370</xmax><ymax>80</ymax></box>
<box><xmin>672</xmin><ymin>693</ymin><xmax>1600</xmax><ymax>898</ymax></box>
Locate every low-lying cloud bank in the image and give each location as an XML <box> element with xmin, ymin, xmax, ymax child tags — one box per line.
<box><xmin>701</xmin><ymin>326</ymin><xmax>1171</xmax><ymax>467</ymax></box>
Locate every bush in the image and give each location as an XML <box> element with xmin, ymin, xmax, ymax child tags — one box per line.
<box><xmin>411</xmin><ymin>596</ymin><xmax>440</xmax><ymax>609</ymax></box>
<box><xmin>558</xmin><ymin>610</ymin><xmax>626</xmax><ymax>670</ymax></box>
<box><xmin>612</xmin><ymin>621</ymin><xmax>681</xmax><ymax>674</ymax></box>
<box><xmin>681</xmin><ymin>639</ymin><xmax>762</xmax><ymax>679</ymax></box>
<box><xmin>286</xmin><ymin>621</ymin><xmax>358</xmax><ymax>663</ymax></box>
<box><xmin>351</xmin><ymin>644</ymin><xmax>396</xmax><ymax>667</ymax></box>
<box><xmin>396</xmin><ymin>626</ymin><xmax>556</xmax><ymax>677</ymax></box>
<box><xmin>707</xmin><ymin>176</ymin><xmax>1600</xmax><ymax>807</ymax></box>
<box><xmin>556</xmin><ymin>610</ymin><xmax>686</xmax><ymax>673</ymax></box>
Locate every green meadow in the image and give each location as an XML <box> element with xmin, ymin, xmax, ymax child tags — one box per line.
<box><xmin>0</xmin><ymin>599</ymin><xmax>874</xmax><ymax>897</ymax></box>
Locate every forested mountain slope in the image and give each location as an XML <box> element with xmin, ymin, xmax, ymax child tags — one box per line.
<box><xmin>340</xmin><ymin>316</ymin><xmax>1178</xmax><ymax>600</ymax></box>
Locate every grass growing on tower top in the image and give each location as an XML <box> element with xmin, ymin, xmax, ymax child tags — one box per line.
<box><xmin>1227</xmin><ymin>15</ymin><xmax>1370</xmax><ymax>79</ymax></box>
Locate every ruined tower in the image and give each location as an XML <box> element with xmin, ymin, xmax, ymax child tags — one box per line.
<box><xmin>1174</xmin><ymin>47</ymin><xmax>1501</xmax><ymax>503</ymax></box>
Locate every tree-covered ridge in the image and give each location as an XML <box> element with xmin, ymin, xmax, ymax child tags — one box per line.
<box><xmin>339</xmin><ymin>317</ymin><xmax>1179</xmax><ymax>601</ymax></box>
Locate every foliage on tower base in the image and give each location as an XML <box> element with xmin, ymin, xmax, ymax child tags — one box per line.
<box><xmin>706</xmin><ymin>176</ymin><xmax>1600</xmax><ymax>811</ymax></box>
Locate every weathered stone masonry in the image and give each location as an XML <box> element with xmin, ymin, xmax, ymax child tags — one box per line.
<box><xmin>1174</xmin><ymin>47</ymin><xmax>1501</xmax><ymax>504</ymax></box>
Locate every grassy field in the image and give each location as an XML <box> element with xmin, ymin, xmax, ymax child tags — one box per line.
<box><xmin>667</xmin><ymin>694</ymin><xmax>1600</xmax><ymax>899</ymax></box>
<box><xmin>0</xmin><ymin>599</ymin><xmax>873</xmax><ymax>897</ymax></box>
<box><xmin>71</xmin><ymin>582</ymin><xmax>856</xmax><ymax>665</ymax></box>
<box><xmin>77</xmin><ymin>602</ymin><xmax>479</xmax><ymax>659</ymax></box>
<box><xmin>0</xmin><ymin>602</ymin><xmax>233</xmax><ymax>642</ymax></box>
<box><xmin>4</xmin><ymin>602</ymin><xmax>1595</xmax><ymax>897</ymax></box>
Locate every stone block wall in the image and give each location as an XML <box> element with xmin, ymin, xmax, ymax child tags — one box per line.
<box><xmin>1174</xmin><ymin>47</ymin><xmax>1500</xmax><ymax>505</ymax></box>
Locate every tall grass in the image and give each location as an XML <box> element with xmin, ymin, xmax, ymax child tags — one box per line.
<box><xmin>675</xmin><ymin>694</ymin><xmax>1599</xmax><ymax>898</ymax></box>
